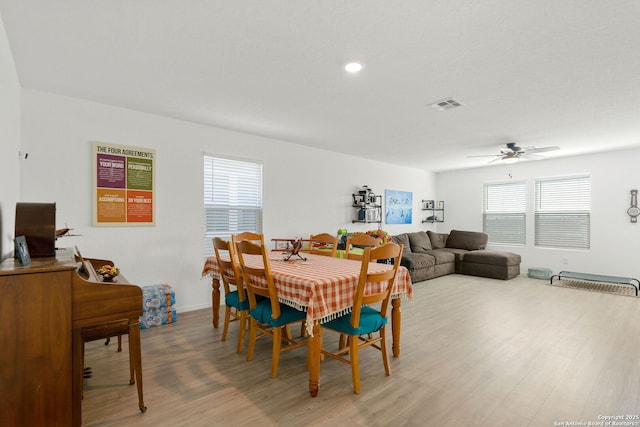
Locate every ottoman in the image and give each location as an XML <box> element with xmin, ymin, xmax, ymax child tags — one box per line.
<box><xmin>460</xmin><ymin>250</ymin><xmax>521</xmax><ymax>280</ymax></box>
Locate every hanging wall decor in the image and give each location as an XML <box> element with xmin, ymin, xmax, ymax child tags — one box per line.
<box><xmin>385</xmin><ymin>189</ymin><xmax>412</xmax><ymax>224</ymax></box>
<box><xmin>92</xmin><ymin>141</ymin><xmax>156</xmax><ymax>226</ymax></box>
<box><xmin>628</xmin><ymin>189</ymin><xmax>639</xmax><ymax>223</ymax></box>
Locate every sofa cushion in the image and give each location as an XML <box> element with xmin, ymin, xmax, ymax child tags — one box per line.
<box><xmin>427</xmin><ymin>231</ymin><xmax>448</xmax><ymax>249</ymax></box>
<box><xmin>445</xmin><ymin>230</ymin><xmax>488</xmax><ymax>251</ymax></box>
<box><xmin>407</xmin><ymin>231</ymin><xmax>432</xmax><ymax>253</ymax></box>
<box><xmin>423</xmin><ymin>249</ymin><xmax>455</xmax><ymax>264</ymax></box>
<box><xmin>462</xmin><ymin>250</ymin><xmax>521</xmax><ymax>266</ymax></box>
<box><xmin>460</xmin><ymin>262</ymin><xmax>520</xmax><ymax>280</ymax></box>
<box><xmin>400</xmin><ymin>252</ymin><xmax>435</xmax><ymax>269</ymax></box>
<box><xmin>441</xmin><ymin>248</ymin><xmax>468</xmax><ymax>263</ymax></box>
<box><xmin>391</xmin><ymin>233</ymin><xmax>411</xmax><ymax>253</ymax></box>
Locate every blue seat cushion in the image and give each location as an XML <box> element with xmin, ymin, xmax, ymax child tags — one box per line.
<box><xmin>323</xmin><ymin>306</ymin><xmax>387</xmax><ymax>336</ymax></box>
<box><xmin>250</xmin><ymin>299</ymin><xmax>306</xmax><ymax>327</ymax></box>
<box><xmin>225</xmin><ymin>291</ymin><xmax>267</xmax><ymax>311</ymax></box>
<box><xmin>225</xmin><ymin>291</ymin><xmax>250</xmax><ymax>311</ymax></box>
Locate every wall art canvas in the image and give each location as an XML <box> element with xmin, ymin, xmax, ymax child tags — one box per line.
<box><xmin>385</xmin><ymin>189</ymin><xmax>412</xmax><ymax>224</ymax></box>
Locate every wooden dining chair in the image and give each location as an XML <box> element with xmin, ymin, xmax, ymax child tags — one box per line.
<box><xmin>232</xmin><ymin>231</ymin><xmax>263</xmax><ymax>245</ymax></box>
<box><xmin>233</xmin><ymin>235</ymin><xmax>308</xmax><ymax>378</ymax></box>
<box><xmin>344</xmin><ymin>234</ymin><xmax>381</xmax><ymax>260</ymax></box>
<box><xmin>213</xmin><ymin>237</ymin><xmax>249</xmax><ymax>353</ymax></box>
<box><xmin>320</xmin><ymin>242</ymin><xmax>403</xmax><ymax>394</ymax></box>
<box><xmin>308</xmin><ymin>233</ymin><xmax>338</xmax><ymax>257</ymax></box>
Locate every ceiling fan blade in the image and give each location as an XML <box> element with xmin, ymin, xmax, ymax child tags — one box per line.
<box><xmin>524</xmin><ymin>146</ymin><xmax>560</xmax><ymax>154</ymax></box>
<box><xmin>520</xmin><ymin>153</ymin><xmax>544</xmax><ymax>160</ymax></box>
<box><xmin>488</xmin><ymin>157</ymin><xmax>505</xmax><ymax>164</ymax></box>
<box><xmin>468</xmin><ymin>154</ymin><xmax>502</xmax><ymax>158</ymax></box>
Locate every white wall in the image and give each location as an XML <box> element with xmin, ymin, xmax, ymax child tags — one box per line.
<box><xmin>17</xmin><ymin>89</ymin><xmax>434</xmax><ymax>311</ymax></box>
<box><xmin>436</xmin><ymin>149</ymin><xmax>640</xmax><ymax>279</ymax></box>
<box><xmin>0</xmin><ymin>13</ymin><xmax>21</xmax><ymax>259</ymax></box>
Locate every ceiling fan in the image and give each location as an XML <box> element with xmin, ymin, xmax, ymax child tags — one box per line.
<box><xmin>470</xmin><ymin>142</ymin><xmax>560</xmax><ymax>163</ymax></box>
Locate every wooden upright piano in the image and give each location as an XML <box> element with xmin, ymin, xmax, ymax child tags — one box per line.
<box><xmin>0</xmin><ymin>248</ymin><xmax>144</xmax><ymax>427</ymax></box>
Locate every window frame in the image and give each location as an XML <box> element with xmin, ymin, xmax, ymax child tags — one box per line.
<box><xmin>482</xmin><ymin>180</ymin><xmax>527</xmax><ymax>245</ymax></box>
<box><xmin>203</xmin><ymin>154</ymin><xmax>263</xmax><ymax>257</ymax></box>
<box><xmin>534</xmin><ymin>174</ymin><xmax>591</xmax><ymax>249</ymax></box>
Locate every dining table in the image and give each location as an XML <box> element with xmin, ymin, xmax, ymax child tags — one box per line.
<box><xmin>201</xmin><ymin>251</ymin><xmax>413</xmax><ymax>396</ymax></box>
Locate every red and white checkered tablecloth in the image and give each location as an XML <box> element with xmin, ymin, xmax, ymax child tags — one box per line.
<box><xmin>202</xmin><ymin>252</ymin><xmax>413</xmax><ymax>335</ymax></box>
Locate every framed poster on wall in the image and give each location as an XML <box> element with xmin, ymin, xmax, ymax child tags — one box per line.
<box><xmin>92</xmin><ymin>141</ymin><xmax>156</xmax><ymax>226</ymax></box>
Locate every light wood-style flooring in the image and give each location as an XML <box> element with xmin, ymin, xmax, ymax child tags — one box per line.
<box><xmin>82</xmin><ymin>274</ymin><xmax>640</xmax><ymax>427</ymax></box>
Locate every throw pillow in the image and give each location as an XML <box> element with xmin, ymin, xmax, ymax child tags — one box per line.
<box><xmin>427</xmin><ymin>230</ymin><xmax>448</xmax><ymax>249</ymax></box>
<box><xmin>391</xmin><ymin>234</ymin><xmax>411</xmax><ymax>253</ymax></box>
<box><xmin>407</xmin><ymin>231</ymin><xmax>432</xmax><ymax>253</ymax></box>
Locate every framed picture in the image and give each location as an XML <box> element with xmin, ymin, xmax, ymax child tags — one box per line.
<box><xmin>92</xmin><ymin>141</ymin><xmax>156</xmax><ymax>226</ymax></box>
<box><xmin>14</xmin><ymin>235</ymin><xmax>31</xmax><ymax>266</ymax></box>
<box><xmin>385</xmin><ymin>189</ymin><xmax>412</xmax><ymax>224</ymax></box>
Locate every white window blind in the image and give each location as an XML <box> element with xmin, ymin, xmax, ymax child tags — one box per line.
<box><xmin>203</xmin><ymin>155</ymin><xmax>263</xmax><ymax>257</ymax></box>
<box><xmin>534</xmin><ymin>175</ymin><xmax>590</xmax><ymax>249</ymax></box>
<box><xmin>483</xmin><ymin>181</ymin><xmax>526</xmax><ymax>245</ymax></box>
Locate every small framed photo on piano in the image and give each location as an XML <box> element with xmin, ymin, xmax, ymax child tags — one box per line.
<box><xmin>15</xmin><ymin>235</ymin><xmax>31</xmax><ymax>266</ymax></box>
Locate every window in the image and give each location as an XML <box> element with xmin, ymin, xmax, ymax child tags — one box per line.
<box><xmin>534</xmin><ymin>175</ymin><xmax>590</xmax><ymax>249</ymax></box>
<box><xmin>483</xmin><ymin>181</ymin><xmax>526</xmax><ymax>245</ymax></box>
<box><xmin>203</xmin><ymin>155</ymin><xmax>263</xmax><ymax>256</ymax></box>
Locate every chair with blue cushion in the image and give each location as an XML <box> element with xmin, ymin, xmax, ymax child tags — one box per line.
<box><xmin>213</xmin><ymin>237</ymin><xmax>249</xmax><ymax>353</ymax></box>
<box><xmin>234</xmin><ymin>235</ymin><xmax>307</xmax><ymax>377</ymax></box>
<box><xmin>320</xmin><ymin>241</ymin><xmax>403</xmax><ymax>394</ymax></box>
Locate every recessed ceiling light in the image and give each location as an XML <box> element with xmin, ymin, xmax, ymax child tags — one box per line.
<box><xmin>344</xmin><ymin>62</ymin><xmax>364</xmax><ymax>73</ymax></box>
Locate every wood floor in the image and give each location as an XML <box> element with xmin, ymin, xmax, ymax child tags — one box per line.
<box><xmin>82</xmin><ymin>274</ymin><xmax>640</xmax><ymax>427</ymax></box>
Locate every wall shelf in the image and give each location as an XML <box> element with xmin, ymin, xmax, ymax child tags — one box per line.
<box><xmin>421</xmin><ymin>199</ymin><xmax>445</xmax><ymax>223</ymax></box>
<box><xmin>352</xmin><ymin>186</ymin><xmax>382</xmax><ymax>225</ymax></box>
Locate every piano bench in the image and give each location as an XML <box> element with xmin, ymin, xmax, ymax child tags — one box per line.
<box><xmin>81</xmin><ymin>320</ymin><xmax>134</xmax><ymax>385</ymax></box>
<box><xmin>81</xmin><ymin>319</ymin><xmax>129</xmax><ymax>342</ymax></box>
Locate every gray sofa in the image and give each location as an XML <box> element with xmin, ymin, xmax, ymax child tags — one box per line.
<box><xmin>391</xmin><ymin>230</ymin><xmax>521</xmax><ymax>282</ymax></box>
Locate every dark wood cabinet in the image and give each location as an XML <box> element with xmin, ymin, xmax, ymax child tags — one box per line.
<box><xmin>0</xmin><ymin>256</ymin><xmax>75</xmax><ymax>426</ymax></box>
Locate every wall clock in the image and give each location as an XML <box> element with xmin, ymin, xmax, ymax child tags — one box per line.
<box><xmin>628</xmin><ymin>189</ymin><xmax>640</xmax><ymax>223</ymax></box>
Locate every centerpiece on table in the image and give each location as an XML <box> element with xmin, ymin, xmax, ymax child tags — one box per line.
<box><xmin>365</xmin><ymin>229</ymin><xmax>392</xmax><ymax>244</ymax></box>
<box><xmin>97</xmin><ymin>264</ymin><xmax>119</xmax><ymax>282</ymax></box>
<box><xmin>283</xmin><ymin>238</ymin><xmax>307</xmax><ymax>262</ymax></box>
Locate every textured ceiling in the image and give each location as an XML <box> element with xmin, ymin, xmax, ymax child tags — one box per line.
<box><xmin>2</xmin><ymin>0</ymin><xmax>640</xmax><ymax>171</ymax></box>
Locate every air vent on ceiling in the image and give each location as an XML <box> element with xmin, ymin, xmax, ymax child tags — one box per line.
<box><xmin>429</xmin><ymin>97</ymin><xmax>464</xmax><ymax>112</ymax></box>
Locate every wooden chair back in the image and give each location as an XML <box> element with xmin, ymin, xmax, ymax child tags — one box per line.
<box><xmin>234</xmin><ymin>236</ymin><xmax>282</xmax><ymax>319</ymax></box>
<box><xmin>345</xmin><ymin>234</ymin><xmax>381</xmax><ymax>260</ymax></box>
<box><xmin>213</xmin><ymin>237</ymin><xmax>246</xmax><ymax>304</ymax></box>
<box><xmin>308</xmin><ymin>233</ymin><xmax>338</xmax><ymax>257</ymax></box>
<box><xmin>350</xmin><ymin>242</ymin><xmax>403</xmax><ymax>328</ymax></box>
<box><xmin>232</xmin><ymin>231</ymin><xmax>263</xmax><ymax>244</ymax></box>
